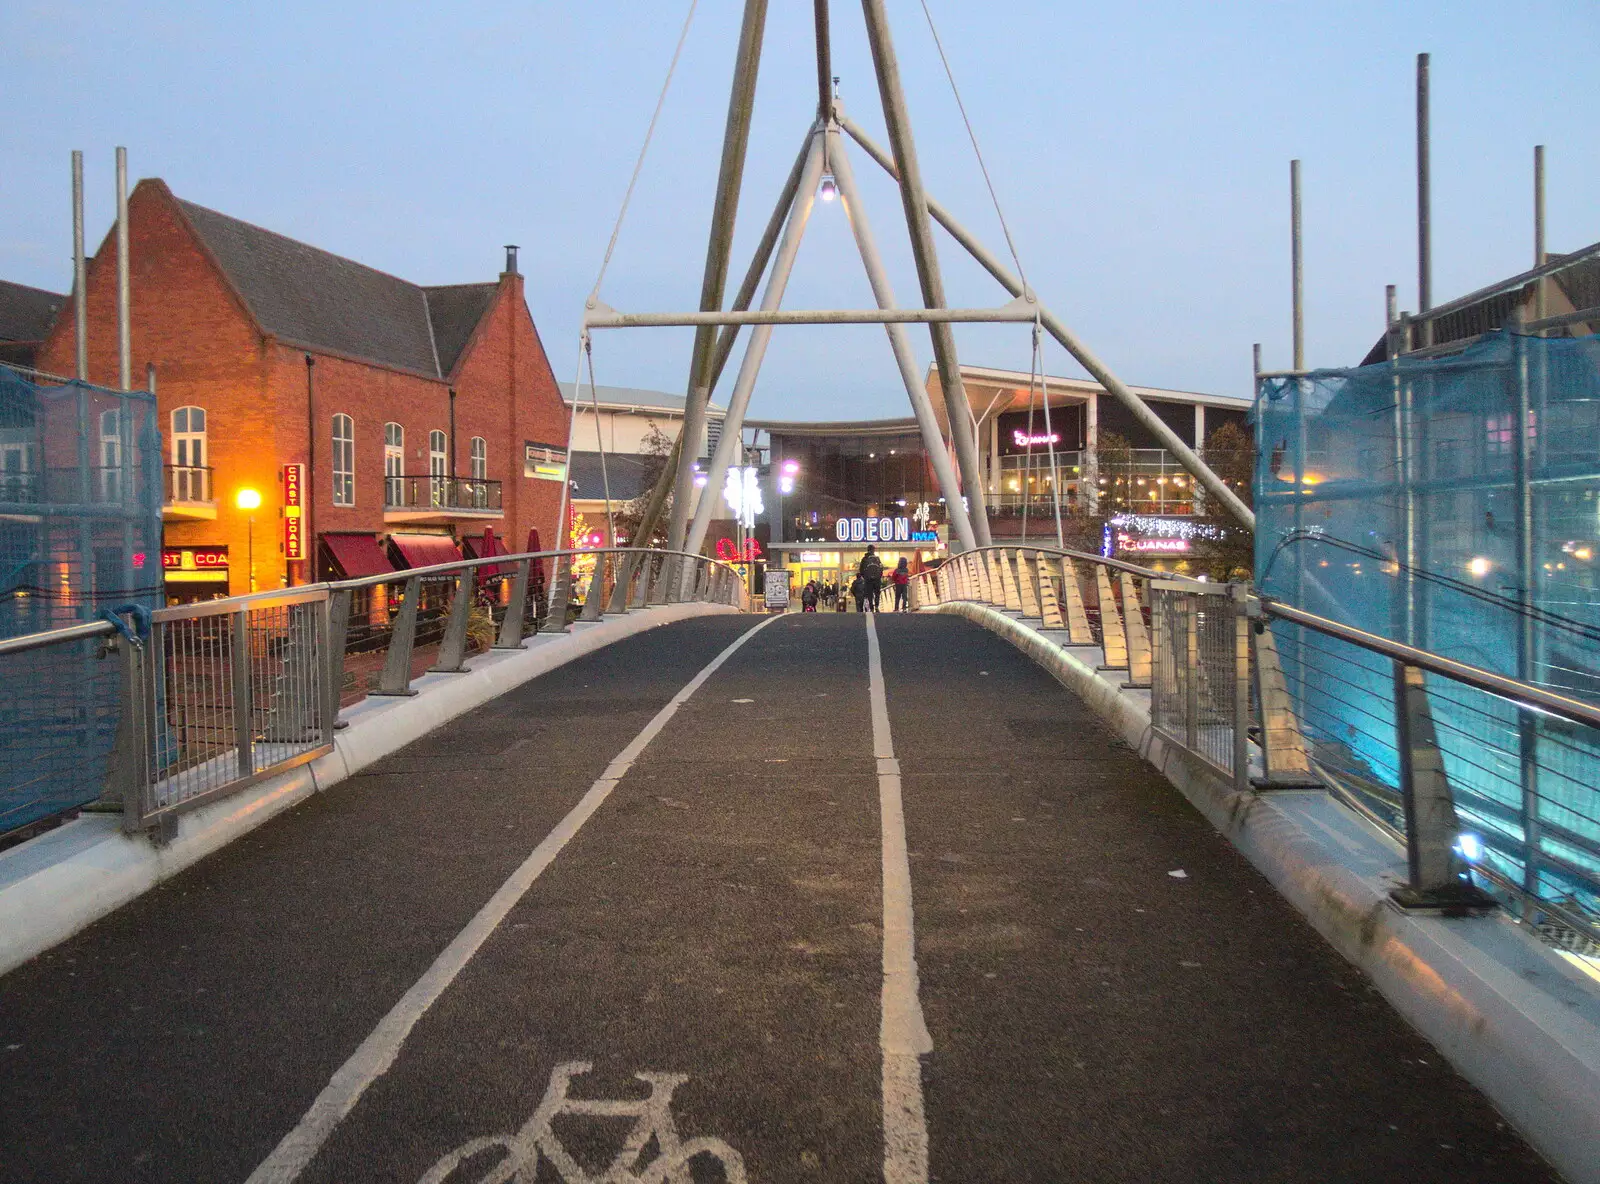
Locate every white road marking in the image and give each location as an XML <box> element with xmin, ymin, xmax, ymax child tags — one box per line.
<box><xmin>418</xmin><ymin>1060</ymin><xmax>746</xmax><ymax>1184</ymax></box>
<box><xmin>864</xmin><ymin>613</ymin><xmax>933</xmax><ymax>1184</ymax></box>
<box><xmin>245</xmin><ymin>615</ymin><xmax>781</xmax><ymax>1184</ymax></box>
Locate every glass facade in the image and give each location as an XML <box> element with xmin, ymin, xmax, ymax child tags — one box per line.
<box><xmin>769</xmin><ymin>428</ymin><xmax>944</xmax><ymax>544</ymax></box>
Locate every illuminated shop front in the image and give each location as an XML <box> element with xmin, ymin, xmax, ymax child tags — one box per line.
<box><xmin>751</xmin><ymin>418</ymin><xmax>949</xmax><ymax>588</ymax></box>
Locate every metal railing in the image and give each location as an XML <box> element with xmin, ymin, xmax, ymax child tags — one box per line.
<box><xmin>385</xmin><ymin>474</ymin><xmax>502</xmax><ymax>513</ymax></box>
<box><xmin>0</xmin><ymin>548</ymin><xmax>744</xmax><ymax>840</ymax></box>
<box><xmin>912</xmin><ymin>544</ymin><xmax>1600</xmax><ymax>943</ymax></box>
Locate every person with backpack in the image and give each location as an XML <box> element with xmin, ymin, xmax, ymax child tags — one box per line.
<box><xmin>850</xmin><ymin>573</ymin><xmax>867</xmax><ymax>612</ymax></box>
<box><xmin>891</xmin><ymin>556</ymin><xmax>911</xmax><ymax>611</ymax></box>
<box><xmin>858</xmin><ymin>546</ymin><xmax>884</xmax><ymax>612</ymax></box>
<box><xmin>801</xmin><ymin>580</ymin><xmax>819</xmax><ymax>612</ymax></box>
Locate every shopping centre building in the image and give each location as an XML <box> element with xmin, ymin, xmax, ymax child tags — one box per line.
<box><xmin>750</xmin><ymin>363</ymin><xmax>1250</xmax><ymax>589</ymax></box>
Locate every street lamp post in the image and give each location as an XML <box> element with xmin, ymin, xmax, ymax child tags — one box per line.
<box><xmin>236</xmin><ymin>488</ymin><xmax>262</xmax><ymax>593</ymax></box>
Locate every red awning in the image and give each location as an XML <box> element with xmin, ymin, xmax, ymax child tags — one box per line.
<box><xmin>388</xmin><ymin>532</ymin><xmax>463</xmax><ymax>574</ymax></box>
<box><xmin>320</xmin><ymin>532</ymin><xmax>395</xmax><ymax>580</ymax></box>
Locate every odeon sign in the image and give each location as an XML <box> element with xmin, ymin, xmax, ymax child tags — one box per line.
<box><xmin>835</xmin><ymin>515</ymin><xmax>912</xmax><ymax>543</ymax></box>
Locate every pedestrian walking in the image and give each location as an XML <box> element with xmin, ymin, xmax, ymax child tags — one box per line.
<box><xmin>891</xmin><ymin>556</ymin><xmax>910</xmax><ymax>611</ymax></box>
<box><xmin>801</xmin><ymin>580</ymin><xmax>819</xmax><ymax>612</ymax></box>
<box><xmin>851</xmin><ymin>573</ymin><xmax>868</xmax><ymax>612</ymax></box>
<box><xmin>858</xmin><ymin>546</ymin><xmax>884</xmax><ymax>613</ymax></box>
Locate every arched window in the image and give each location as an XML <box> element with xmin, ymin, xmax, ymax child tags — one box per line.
<box><xmin>332</xmin><ymin>413</ymin><xmax>354</xmax><ymax>506</ymax></box>
<box><xmin>469</xmin><ymin>436</ymin><xmax>488</xmax><ymax>508</ymax></box>
<box><xmin>170</xmin><ymin>406</ymin><xmax>206</xmax><ymax>502</ymax></box>
<box><xmin>429</xmin><ymin>429</ymin><xmax>447</xmax><ymax>506</ymax></box>
<box><xmin>384</xmin><ymin>422</ymin><xmax>404</xmax><ymax>506</ymax></box>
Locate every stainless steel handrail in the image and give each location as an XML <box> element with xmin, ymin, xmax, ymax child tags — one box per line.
<box><xmin>1257</xmin><ymin>595</ymin><xmax>1600</xmax><ymax>732</ymax></box>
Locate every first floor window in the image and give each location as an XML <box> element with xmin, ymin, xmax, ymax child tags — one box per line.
<box><xmin>384</xmin><ymin>422</ymin><xmax>404</xmax><ymax>506</ymax></box>
<box><xmin>100</xmin><ymin>409</ymin><xmax>123</xmax><ymax>502</ymax></box>
<box><xmin>333</xmin><ymin>413</ymin><xmax>355</xmax><ymax>506</ymax></box>
<box><xmin>429</xmin><ymin>429</ymin><xmax>447</xmax><ymax>506</ymax></box>
<box><xmin>470</xmin><ymin>436</ymin><xmax>487</xmax><ymax>507</ymax></box>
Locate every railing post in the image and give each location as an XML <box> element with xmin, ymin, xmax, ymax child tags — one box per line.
<box><xmin>494</xmin><ymin>559</ymin><xmax>531</xmax><ymax>649</ymax></box>
<box><xmin>232</xmin><ymin>607</ymin><xmax>254</xmax><ymax>777</ymax></box>
<box><xmin>1058</xmin><ymin>559</ymin><xmax>1094</xmax><ymax>646</ymax></box>
<box><xmin>579</xmin><ymin>553</ymin><xmax>609</xmax><ymax>621</ymax></box>
<box><xmin>1231</xmin><ymin>583</ymin><xmax>1251</xmax><ymax>794</ymax></box>
<box><xmin>1249</xmin><ymin>618</ymin><xmax>1320</xmax><ymax>787</ymax></box>
<box><xmin>999</xmin><ymin>550</ymin><xmax>1023</xmax><ymax>612</ymax></box>
<box><xmin>1094</xmin><ymin>565</ymin><xmax>1129</xmax><ymax>670</ymax></box>
<box><xmin>607</xmin><ymin>552</ymin><xmax>639</xmax><ymax>614</ymax></box>
<box><xmin>646</xmin><ymin>553</ymin><xmax>671</xmax><ymax>605</ymax></box>
<box><xmin>1121</xmin><ymin>572</ymin><xmax>1152</xmax><ymax>688</ymax></box>
<box><xmin>374</xmin><ymin>576</ymin><xmax>422</xmax><ymax>695</ymax></box>
<box><xmin>541</xmin><ymin>555</ymin><xmax>573</xmax><ymax>633</ymax></box>
<box><xmin>111</xmin><ymin>627</ymin><xmax>151</xmax><ymax>833</ymax></box>
<box><xmin>324</xmin><ymin>588</ymin><xmax>351</xmax><ymax>729</ymax></box>
<box><xmin>1016</xmin><ymin>552</ymin><xmax>1041</xmax><ymax>618</ymax></box>
<box><xmin>1034</xmin><ymin>552</ymin><xmax>1064</xmax><ymax>628</ymax></box>
<box><xmin>1391</xmin><ymin>660</ymin><xmax>1495</xmax><ymax>910</ymax></box>
<box><xmin>628</xmin><ymin>554</ymin><xmax>651</xmax><ymax>608</ymax></box>
<box><xmin>430</xmin><ymin>569</ymin><xmax>475</xmax><ymax>672</ymax></box>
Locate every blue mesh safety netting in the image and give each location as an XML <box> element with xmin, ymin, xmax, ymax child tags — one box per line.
<box><xmin>0</xmin><ymin>368</ymin><xmax>163</xmax><ymax>835</ymax></box>
<box><xmin>1254</xmin><ymin>330</ymin><xmax>1600</xmax><ymax>927</ymax></box>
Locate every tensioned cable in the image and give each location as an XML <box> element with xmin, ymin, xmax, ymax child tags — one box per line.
<box><xmin>917</xmin><ymin>0</ymin><xmax>1028</xmax><ymax>291</ymax></box>
<box><xmin>586</xmin><ymin>0</ymin><xmax>699</xmax><ymax>304</ymax></box>
<box><xmin>585</xmin><ymin>336</ymin><xmax>614</xmax><ymax>544</ymax></box>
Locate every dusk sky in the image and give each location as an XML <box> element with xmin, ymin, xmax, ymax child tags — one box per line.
<box><xmin>3</xmin><ymin>0</ymin><xmax>1595</xmax><ymax>421</ymax></box>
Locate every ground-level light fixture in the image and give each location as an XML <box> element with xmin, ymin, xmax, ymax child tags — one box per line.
<box><xmin>1467</xmin><ymin>556</ymin><xmax>1492</xmax><ymax>578</ymax></box>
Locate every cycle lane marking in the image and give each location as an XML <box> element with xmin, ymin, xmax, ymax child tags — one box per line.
<box><xmin>865</xmin><ymin>612</ymin><xmax>934</xmax><ymax>1184</ymax></box>
<box><xmin>246</xmin><ymin>613</ymin><xmax>783</xmax><ymax>1184</ymax></box>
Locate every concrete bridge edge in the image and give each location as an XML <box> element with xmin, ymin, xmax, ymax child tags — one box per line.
<box><xmin>0</xmin><ymin>603</ymin><xmax>742</xmax><ymax>981</ymax></box>
<box><xmin>927</xmin><ymin>599</ymin><xmax>1600</xmax><ymax>1184</ymax></box>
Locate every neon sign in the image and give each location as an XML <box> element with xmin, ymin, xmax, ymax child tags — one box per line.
<box><xmin>1012</xmin><ymin>429</ymin><xmax>1061</xmax><ymax>448</ymax></box>
<box><xmin>1119</xmin><ymin>536</ymin><xmax>1189</xmax><ymax>554</ymax></box>
<box><xmin>716</xmin><ymin>537</ymin><xmax>763</xmax><ymax>563</ymax></box>
<box><xmin>834</xmin><ymin>516</ymin><xmax>910</xmax><ymax>543</ymax></box>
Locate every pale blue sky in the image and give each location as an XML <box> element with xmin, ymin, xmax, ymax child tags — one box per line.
<box><xmin>2</xmin><ymin>1</ymin><xmax>1595</xmax><ymax>420</ymax></box>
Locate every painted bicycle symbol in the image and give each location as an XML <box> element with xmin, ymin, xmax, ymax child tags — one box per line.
<box><xmin>419</xmin><ymin>1060</ymin><xmax>747</xmax><ymax>1184</ymax></box>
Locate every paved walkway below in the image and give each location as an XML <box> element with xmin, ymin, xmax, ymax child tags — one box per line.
<box><xmin>0</xmin><ymin>613</ymin><xmax>1557</xmax><ymax>1182</ymax></box>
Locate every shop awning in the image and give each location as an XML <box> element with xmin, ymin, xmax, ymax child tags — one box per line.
<box><xmin>320</xmin><ymin>532</ymin><xmax>395</xmax><ymax>580</ymax></box>
<box><xmin>388</xmin><ymin>532</ymin><xmax>462</xmax><ymax>574</ymax></box>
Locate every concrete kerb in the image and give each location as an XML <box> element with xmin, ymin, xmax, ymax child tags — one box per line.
<box><xmin>0</xmin><ymin>602</ymin><xmax>741</xmax><ymax>979</ymax></box>
<box><xmin>927</xmin><ymin>599</ymin><xmax>1600</xmax><ymax>1184</ymax></box>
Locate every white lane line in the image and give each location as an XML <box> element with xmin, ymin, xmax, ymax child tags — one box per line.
<box><xmin>864</xmin><ymin>613</ymin><xmax>933</xmax><ymax>1184</ymax></box>
<box><xmin>245</xmin><ymin>614</ymin><xmax>782</xmax><ymax>1184</ymax></box>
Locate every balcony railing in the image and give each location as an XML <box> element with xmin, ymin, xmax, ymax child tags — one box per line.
<box><xmin>385</xmin><ymin>474</ymin><xmax>502</xmax><ymax>515</ymax></box>
<box><xmin>165</xmin><ymin>464</ymin><xmax>214</xmax><ymax>505</ymax></box>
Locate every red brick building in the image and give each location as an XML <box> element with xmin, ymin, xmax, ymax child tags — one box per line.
<box><xmin>34</xmin><ymin>179</ymin><xmax>570</xmax><ymax>602</ymax></box>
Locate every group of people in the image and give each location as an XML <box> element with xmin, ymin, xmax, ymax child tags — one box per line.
<box><xmin>798</xmin><ymin>546</ymin><xmax>910</xmax><ymax>613</ymax></box>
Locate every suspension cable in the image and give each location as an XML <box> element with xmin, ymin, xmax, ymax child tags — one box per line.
<box><xmin>1037</xmin><ymin>315</ymin><xmax>1065</xmax><ymax>548</ymax></box>
<box><xmin>917</xmin><ymin>0</ymin><xmax>1028</xmax><ymax>291</ymax></box>
<box><xmin>586</xmin><ymin>0</ymin><xmax>699</xmax><ymax>304</ymax></box>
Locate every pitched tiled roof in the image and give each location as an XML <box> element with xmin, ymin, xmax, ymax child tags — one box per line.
<box><xmin>422</xmin><ymin>283</ymin><xmax>499</xmax><ymax>376</ymax></box>
<box><xmin>568</xmin><ymin>450</ymin><xmax>655</xmax><ymax>502</ymax></box>
<box><xmin>173</xmin><ymin>193</ymin><xmax>499</xmax><ymax>379</ymax></box>
<box><xmin>0</xmin><ymin>279</ymin><xmax>65</xmax><ymax>344</ymax></box>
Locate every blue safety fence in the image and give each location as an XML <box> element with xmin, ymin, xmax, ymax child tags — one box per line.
<box><xmin>0</xmin><ymin>368</ymin><xmax>163</xmax><ymax>835</ymax></box>
<box><xmin>1254</xmin><ymin>330</ymin><xmax>1600</xmax><ymax>935</ymax></box>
